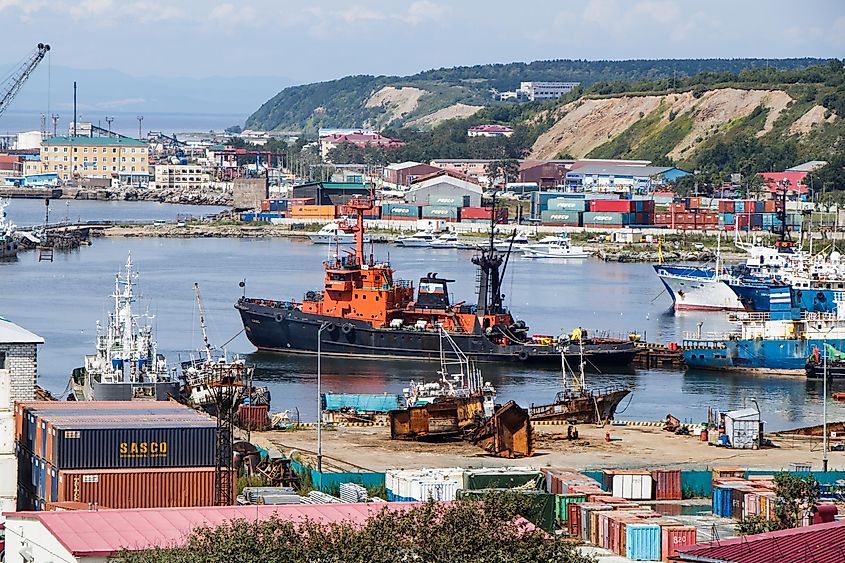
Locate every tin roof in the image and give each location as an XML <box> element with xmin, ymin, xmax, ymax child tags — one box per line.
<box><xmin>5</xmin><ymin>503</ymin><xmax>419</xmax><ymax>557</ymax></box>
<box><xmin>677</xmin><ymin>520</ymin><xmax>845</xmax><ymax>563</ymax></box>
<box><xmin>567</xmin><ymin>164</ymin><xmax>676</xmax><ymax>178</ymax></box>
<box><xmin>323</xmin><ymin>393</ymin><xmax>403</xmax><ymax>413</ymax></box>
<box><xmin>0</xmin><ymin>316</ymin><xmax>43</xmax><ymax>344</ymax></box>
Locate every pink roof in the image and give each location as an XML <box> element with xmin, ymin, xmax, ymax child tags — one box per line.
<box><xmin>5</xmin><ymin>503</ymin><xmax>418</xmax><ymax>557</ymax></box>
<box><xmin>759</xmin><ymin>171</ymin><xmax>809</xmax><ymax>194</ymax></box>
<box><xmin>677</xmin><ymin>520</ymin><xmax>845</xmax><ymax>563</ymax></box>
<box><xmin>469</xmin><ymin>124</ymin><xmax>513</xmax><ymax>133</ymax></box>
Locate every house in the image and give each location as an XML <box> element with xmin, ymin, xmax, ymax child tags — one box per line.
<box><xmin>319</xmin><ymin>132</ymin><xmax>404</xmax><ymax>160</ymax></box>
<box><xmin>383</xmin><ymin>161</ymin><xmax>442</xmax><ymax>187</ymax></box>
<box><xmin>518</xmin><ymin>160</ymin><xmax>572</xmax><ymax>187</ymax></box>
<box><xmin>676</xmin><ymin>520</ymin><xmax>845</xmax><ymax>563</ymax></box>
<box><xmin>2</xmin><ymin>503</ymin><xmax>417</xmax><ymax>563</ymax></box>
<box><xmin>759</xmin><ymin>171</ymin><xmax>809</xmax><ymax>198</ymax></box>
<box><xmin>404</xmin><ymin>171</ymin><xmax>483</xmax><ymax>207</ymax></box>
<box><xmin>0</xmin><ymin>317</ymin><xmax>43</xmax><ymax>515</ymax></box>
<box><xmin>467</xmin><ymin>125</ymin><xmax>514</xmax><ymax>138</ymax></box>
<box><xmin>566</xmin><ymin>164</ymin><xmax>690</xmax><ymax>192</ymax></box>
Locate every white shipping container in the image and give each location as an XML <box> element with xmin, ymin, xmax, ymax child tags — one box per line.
<box><xmin>612</xmin><ymin>474</ymin><xmax>653</xmax><ymax>500</ymax></box>
<box><xmin>0</xmin><ymin>411</ymin><xmax>13</xmax><ymax>454</ymax></box>
<box><xmin>417</xmin><ymin>480</ymin><xmax>460</xmax><ymax>501</ymax></box>
<box><xmin>0</xmin><ymin>453</ymin><xmax>16</xmax><ymax>497</ymax></box>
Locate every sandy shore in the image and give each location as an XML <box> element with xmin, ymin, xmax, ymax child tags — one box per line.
<box><xmin>248</xmin><ymin>424</ymin><xmax>836</xmax><ymax>473</ymax></box>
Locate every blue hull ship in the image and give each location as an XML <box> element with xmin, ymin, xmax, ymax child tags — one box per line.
<box><xmin>683</xmin><ymin>287</ymin><xmax>845</xmax><ymax>375</ymax></box>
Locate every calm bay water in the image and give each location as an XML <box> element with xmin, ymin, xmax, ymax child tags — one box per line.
<box><xmin>4</xmin><ymin>199</ymin><xmax>227</xmax><ymax>227</ymax></box>
<box><xmin>0</xmin><ymin>201</ymin><xmax>842</xmax><ymax>430</ymax></box>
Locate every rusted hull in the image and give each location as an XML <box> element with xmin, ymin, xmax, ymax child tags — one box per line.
<box><xmin>529</xmin><ymin>389</ymin><xmax>631</xmax><ymax>424</ymax></box>
<box><xmin>389</xmin><ymin>397</ymin><xmax>485</xmax><ymax>440</ymax></box>
<box><xmin>469</xmin><ymin>400</ymin><xmax>535</xmax><ymax>458</ymax></box>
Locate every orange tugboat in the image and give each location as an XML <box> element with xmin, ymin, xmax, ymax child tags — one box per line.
<box><xmin>236</xmin><ymin>195</ymin><xmax>636</xmax><ymax>367</ymax></box>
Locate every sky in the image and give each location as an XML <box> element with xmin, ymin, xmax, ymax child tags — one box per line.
<box><xmin>1</xmin><ymin>0</ymin><xmax>843</xmax><ymax>116</ymax></box>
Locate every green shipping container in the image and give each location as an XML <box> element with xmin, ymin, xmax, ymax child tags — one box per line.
<box><xmin>541</xmin><ymin>210</ymin><xmax>581</xmax><ymax>225</ymax></box>
<box><xmin>555</xmin><ymin>494</ymin><xmax>587</xmax><ymax>525</ymax></box>
<box><xmin>422</xmin><ymin>206</ymin><xmax>460</xmax><ymax>220</ymax></box>
<box><xmin>547</xmin><ymin>198</ymin><xmax>587</xmax><ymax>212</ymax></box>
<box><xmin>457</xmin><ymin>489</ymin><xmax>556</xmax><ymax>532</ymax></box>
<box><xmin>428</xmin><ymin>194</ymin><xmax>468</xmax><ymax>207</ymax></box>
<box><xmin>582</xmin><ymin>211</ymin><xmax>632</xmax><ymax>225</ymax></box>
<box><xmin>463</xmin><ymin>469</ymin><xmax>544</xmax><ymax>491</ymax></box>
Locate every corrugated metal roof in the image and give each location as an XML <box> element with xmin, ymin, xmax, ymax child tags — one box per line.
<box><xmin>386</xmin><ymin>161</ymin><xmax>423</xmax><ymax>170</ymax></box>
<box><xmin>323</xmin><ymin>393</ymin><xmax>403</xmax><ymax>412</ymax></box>
<box><xmin>677</xmin><ymin>520</ymin><xmax>845</xmax><ymax>563</ymax></box>
<box><xmin>6</xmin><ymin>503</ymin><xmax>419</xmax><ymax>557</ymax></box>
<box><xmin>0</xmin><ymin>316</ymin><xmax>43</xmax><ymax>344</ymax></box>
<box><xmin>724</xmin><ymin>407</ymin><xmax>760</xmax><ymax>420</ymax></box>
<box><xmin>568</xmin><ymin>164</ymin><xmax>675</xmax><ymax>177</ymax></box>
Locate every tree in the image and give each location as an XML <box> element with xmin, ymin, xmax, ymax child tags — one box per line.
<box><xmin>747</xmin><ymin>172</ymin><xmax>766</xmax><ymax>199</ymax></box>
<box><xmin>736</xmin><ymin>473</ymin><xmax>820</xmax><ymax>535</ymax></box>
<box><xmin>224</xmin><ymin>124</ymin><xmax>243</xmax><ymax>134</ymax></box>
<box><xmin>486</xmin><ymin>158</ymin><xmax>520</xmax><ymax>187</ymax></box>
<box><xmin>111</xmin><ymin>498</ymin><xmax>594</xmax><ymax>563</ymax></box>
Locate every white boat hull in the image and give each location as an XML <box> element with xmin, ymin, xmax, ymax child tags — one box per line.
<box><xmin>523</xmin><ymin>248</ymin><xmax>591</xmax><ymax>259</ymax></box>
<box><xmin>656</xmin><ymin>271</ymin><xmax>744</xmax><ymax>311</ymax></box>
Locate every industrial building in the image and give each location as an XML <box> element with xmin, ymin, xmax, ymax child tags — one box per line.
<box><xmin>565</xmin><ymin>164</ymin><xmax>689</xmax><ymax>192</ymax></box>
<box><xmin>467</xmin><ymin>125</ymin><xmax>514</xmax><ymax>138</ymax></box>
<box><xmin>383</xmin><ymin>161</ymin><xmax>442</xmax><ymax>187</ymax></box>
<box><xmin>39</xmin><ymin>137</ymin><xmax>149</xmax><ymax>185</ymax></box>
<box><xmin>404</xmin><ymin>171</ymin><xmax>483</xmax><ymax>207</ymax></box>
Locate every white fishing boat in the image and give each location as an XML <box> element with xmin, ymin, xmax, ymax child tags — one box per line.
<box><xmin>523</xmin><ymin>234</ymin><xmax>591</xmax><ymax>259</ymax></box>
<box><xmin>395</xmin><ymin>230</ymin><xmax>437</xmax><ymax>247</ymax></box>
<box><xmin>0</xmin><ymin>199</ymin><xmax>19</xmax><ymax>259</ymax></box>
<box><xmin>309</xmin><ymin>223</ymin><xmax>371</xmax><ymax>245</ymax></box>
<box><xmin>70</xmin><ymin>254</ymin><xmax>178</xmax><ymax>401</ymax></box>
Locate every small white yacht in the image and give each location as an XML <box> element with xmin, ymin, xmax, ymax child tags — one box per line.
<box><xmin>309</xmin><ymin>223</ymin><xmax>371</xmax><ymax>245</ymax></box>
<box><xmin>395</xmin><ymin>230</ymin><xmax>437</xmax><ymax>247</ymax></box>
<box><xmin>523</xmin><ymin>234</ymin><xmax>591</xmax><ymax>259</ymax></box>
<box><xmin>492</xmin><ymin>232</ymin><xmax>532</xmax><ymax>252</ymax></box>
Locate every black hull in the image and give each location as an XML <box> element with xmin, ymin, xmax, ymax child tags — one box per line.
<box><xmin>805</xmin><ymin>362</ymin><xmax>845</xmax><ymax>379</ymax></box>
<box><xmin>236</xmin><ymin>300</ymin><xmax>637</xmax><ymax>367</ymax></box>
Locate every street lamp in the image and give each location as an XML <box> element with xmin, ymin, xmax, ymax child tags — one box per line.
<box><xmin>316</xmin><ymin>321</ymin><xmax>330</xmax><ymax>474</ymax></box>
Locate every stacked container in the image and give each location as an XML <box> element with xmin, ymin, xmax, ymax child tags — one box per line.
<box><xmin>385</xmin><ymin>468</ymin><xmax>464</xmax><ymax>501</ymax></box>
<box><xmin>381</xmin><ymin>204</ymin><xmax>422</xmax><ymax>220</ymax></box>
<box><xmin>602</xmin><ymin>470</ymin><xmax>654</xmax><ymax>500</ymax></box>
<box><xmin>15</xmin><ymin>402</ymin><xmax>226</xmax><ymax>511</ymax></box>
<box><xmin>289</xmin><ymin>205</ymin><xmax>337</xmax><ymax>219</ymax></box>
<box><xmin>422</xmin><ymin>206</ymin><xmax>460</xmax><ymax>222</ymax></box>
<box><xmin>651</xmin><ymin>469</ymin><xmax>682</xmax><ymax>500</ymax></box>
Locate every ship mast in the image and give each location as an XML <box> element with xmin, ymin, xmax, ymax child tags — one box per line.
<box><xmin>194</xmin><ymin>283</ymin><xmax>214</xmax><ymax>362</ymax></box>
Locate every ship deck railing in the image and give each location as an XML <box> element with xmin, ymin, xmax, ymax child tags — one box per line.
<box><xmin>727</xmin><ymin>311</ymin><xmax>839</xmax><ymax>323</ymax></box>
<box><xmin>682</xmin><ymin>332</ymin><xmax>741</xmax><ymax>346</ymax></box>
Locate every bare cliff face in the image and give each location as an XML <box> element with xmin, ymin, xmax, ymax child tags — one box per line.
<box><xmin>529</xmin><ymin>88</ymin><xmax>835</xmax><ymax>162</ymax></box>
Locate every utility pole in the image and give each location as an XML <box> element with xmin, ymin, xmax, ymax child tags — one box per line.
<box><xmin>823</xmin><ymin>341</ymin><xmax>829</xmax><ymax>472</ymax></box>
<box><xmin>137</xmin><ymin>115</ymin><xmax>144</xmax><ymax>140</ymax></box>
<box><xmin>72</xmin><ymin>81</ymin><xmax>77</xmax><ymax>137</ymax></box>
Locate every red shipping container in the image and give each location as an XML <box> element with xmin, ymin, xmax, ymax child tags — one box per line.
<box><xmin>661</xmin><ymin>526</ymin><xmax>696</xmax><ymax>561</ymax></box>
<box><xmin>237</xmin><ymin>404</ymin><xmax>270</xmax><ymax>431</ymax></box>
<box><xmin>260</xmin><ymin>199</ymin><xmax>271</xmax><ymax>212</ymax></box>
<box><xmin>589</xmin><ymin>199</ymin><xmax>635</xmax><ymax>213</ymax></box>
<box><xmin>718</xmin><ymin>200</ymin><xmax>735</xmax><ymax>213</ymax></box>
<box><xmin>651</xmin><ymin>469</ymin><xmax>682</xmax><ymax>500</ymax></box>
<box><xmin>670</xmin><ymin>202</ymin><xmax>687</xmax><ymax>212</ymax></box>
<box><xmin>764</xmin><ymin>200</ymin><xmax>776</xmax><ymax>213</ymax></box>
<box><xmin>568</xmin><ymin>503</ymin><xmax>581</xmax><ymax>537</ymax></box>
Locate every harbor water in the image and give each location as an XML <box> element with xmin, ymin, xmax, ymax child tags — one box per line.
<box><xmin>0</xmin><ymin>202</ymin><xmax>843</xmax><ymax>430</ymax></box>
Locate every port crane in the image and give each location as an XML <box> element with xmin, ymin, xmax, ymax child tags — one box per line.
<box><xmin>0</xmin><ymin>43</ymin><xmax>51</xmax><ymax>119</ymax></box>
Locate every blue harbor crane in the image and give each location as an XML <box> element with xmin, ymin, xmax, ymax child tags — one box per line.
<box><xmin>0</xmin><ymin>43</ymin><xmax>51</xmax><ymax>119</ymax></box>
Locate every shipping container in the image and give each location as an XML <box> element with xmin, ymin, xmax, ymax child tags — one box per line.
<box><xmin>45</xmin><ymin>467</ymin><xmax>229</xmax><ymax>509</ymax></box>
<box><xmin>589</xmin><ymin>199</ymin><xmax>636</xmax><ymax>213</ymax></box>
<box><xmin>381</xmin><ymin>204</ymin><xmax>421</xmax><ymax>220</ymax></box>
<box><xmin>427</xmin><ymin>194</ymin><xmax>469</xmax><ymax>207</ymax></box>
<box><xmin>661</xmin><ymin>526</ymin><xmax>696</xmax><ymax>561</ymax></box>
<box><xmin>237</xmin><ymin>404</ymin><xmax>270</xmax><ymax>431</ymax></box>
<box><xmin>463</xmin><ymin>468</ymin><xmax>543</xmax><ymax>490</ymax></box>
<box><xmin>289</xmin><ymin>205</ymin><xmax>337</xmax><ymax>219</ymax></box>
<box><xmin>548</xmin><ymin>198</ymin><xmax>587</xmax><ymax>212</ymax></box>
<box><xmin>422</xmin><ymin>206</ymin><xmax>460</xmax><ymax>221</ymax></box>
<box><xmin>541</xmin><ymin>210</ymin><xmax>581</xmax><ymax>226</ymax></box>
<box><xmin>605</xmin><ymin>471</ymin><xmax>653</xmax><ymax>500</ymax></box>
<box><xmin>260</xmin><ymin>199</ymin><xmax>271</xmax><ymax>212</ymax></box>
<box><xmin>718</xmin><ymin>200</ymin><xmax>735</xmax><ymax>213</ymax></box>
<box><xmin>651</xmin><ymin>469</ymin><xmax>682</xmax><ymax>500</ymax></box>
<box><xmin>626</xmin><ymin>524</ymin><xmax>661</xmax><ymax>561</ymax></box>
<box><xmin>582</xmin><ymin>212</ymin><xmax>632</xmax><ymax>226</ymax></box>
<box><xmin>555</xmin><ymin>494</ymin><xmax>586</xmax><ymax>524</ymax></box>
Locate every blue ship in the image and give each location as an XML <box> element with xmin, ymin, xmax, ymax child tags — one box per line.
<box><xmin>683</xmin><ymin>287</ymin><xmax>845</xmax><ymax>375</ymax></box>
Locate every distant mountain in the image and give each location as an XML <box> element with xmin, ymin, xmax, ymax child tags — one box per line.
<box><xmin>245</xmin><ymin>58</ymin><xmax>828</xmax><ymax>135</ymax></box>
<box><xmin>3</xmin><ymin>64</ymin><xmax>290</xmax><ymax>116</ymax></box>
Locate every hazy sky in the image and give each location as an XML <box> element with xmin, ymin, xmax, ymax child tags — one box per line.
<box><xmin>2</xmin><ymin>0</ymin><xmax>843</xmax><ymax>83</ymax></box>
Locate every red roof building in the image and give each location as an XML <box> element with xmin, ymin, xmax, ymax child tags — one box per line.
<box><xmin>759</xmin><ymin>171</ymin><xmax>810</xmax><ymax>196</ymax></box>
<box><xmin>320</xmin><ymin>132</ymin><xmax>405</xmax><ymax>160</ymax></box>
<box><xmin>676</xmin><ymin>520</ymin><xmax>845</xmax><ymax>563</ymax></box>
<box><xmin>3</xmin><ymin>503</ymin><xmax>417</xmax><ymax>562</ymax></box>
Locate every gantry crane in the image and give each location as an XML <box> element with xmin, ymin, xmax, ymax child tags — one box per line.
<box><xmin>0</xmin><ymin>43</ymin><xmax>51</xmax><ymax>118</ymax></box>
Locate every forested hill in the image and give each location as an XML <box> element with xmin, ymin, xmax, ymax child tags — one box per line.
<box><xmin>245</xmin><ymin>58</ymin><xmax>826</xmax><ymax>135</ymax></box>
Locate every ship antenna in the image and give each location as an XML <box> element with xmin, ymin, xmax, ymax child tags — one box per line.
<box><xmin>194</xmin><ymin>283</ymin><xmax>214</xmax><ymax>362</ymax></box>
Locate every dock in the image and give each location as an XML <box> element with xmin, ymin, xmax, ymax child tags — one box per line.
<box><xmin>632</xmin><ymin>342</ymin><xmax>685</xmax><ymax>369</ymax></box>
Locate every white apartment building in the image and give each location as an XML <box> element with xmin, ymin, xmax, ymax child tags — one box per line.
<box><xmin>518</xmin><ymin>81</ymin><xmax>580</xmax><ymax>101</ymax></box>
<box><xmin>154</xmin><ymin>163</ymin><xmax>212</xmax><ymax>190</ymax></box>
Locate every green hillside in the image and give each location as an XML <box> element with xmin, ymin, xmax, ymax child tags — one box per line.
<box><xmin>245</xmin><ymin>58</ymin><xmax>826</xmax><ymax>135</ymax></box>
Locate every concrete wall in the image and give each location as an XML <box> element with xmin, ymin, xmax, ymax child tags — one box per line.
<box><xmin>0</xmin><ymin>343</ymin><xmax>38</xmax><ymax>404</ymax></box>
<box><xmin>233</xmin><ymin>176</ymin><xmax>268</xmax><ymax>210</ymax></box>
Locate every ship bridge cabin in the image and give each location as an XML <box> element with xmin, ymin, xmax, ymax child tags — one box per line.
<box><xmin>301</xmin><ymin>256</ymin><xmax>414</xmax><ymax>325</ymax></box>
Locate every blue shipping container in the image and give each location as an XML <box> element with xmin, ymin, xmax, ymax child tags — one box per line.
<box><xmin>735</xmin><ymin>201</ymin><xmax>745</xmax><ymax>213</ymax></box>
<box><xmin>626</xmin><ymin>524</ymin><xmax>661</xmax><ymax>561</ymax></box>
<box><xmin>722</xmin><ymin>213</ymin><xmax>735</xmax><ymax>225</ymax></box>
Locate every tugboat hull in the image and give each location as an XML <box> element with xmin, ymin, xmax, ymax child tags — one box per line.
<box><xmin>529</xmin><ymin>388</ymin><xmax>630</xmax><ymax>424</ymax></box>
<box><xmin>236</xmin><ymin>300</ymin><xmax>637</xmax><ymax>367</ymax></box>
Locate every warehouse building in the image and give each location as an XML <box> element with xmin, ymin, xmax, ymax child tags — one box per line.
<box><xmin>404</xmin><ymin>171</ymin><xmax>483</xmax><ymax>207</ymax></box>
<box><xmin>291</xmin><ymin>181</ymin><xmax>371</xmax><ymax>206</ymax></box>
<box><xmin>383</xmin><ymin>161</ymin><xmax>442</xmax><ymax>187</ymax></box>
<box><xmin>565</xmin><ymin>164</ymin><xmax>689</xmax><ymax>192</ymax></box>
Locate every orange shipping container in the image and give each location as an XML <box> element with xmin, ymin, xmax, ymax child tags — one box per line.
<box><xmin>651</xmin><ymin>469</ymin><xmax>682</xmax><ymax>500</ymax></box>
<box><xmin>661</xmin><ymin>526</ymin><xmax>696</xmax><ymax>561</ymax></box>
<box><xmin>289</xmin><ymin>205</ymin><xmax>337</xmax><ymax>218</ymax></box>
<box><xmin>53</xmin><ymin>467</ymin><xmax>230</xmax><ymax>509</ymax></box>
